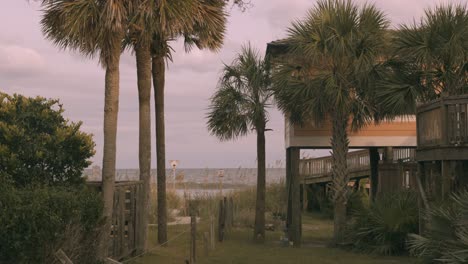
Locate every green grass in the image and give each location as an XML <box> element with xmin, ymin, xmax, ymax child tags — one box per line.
<box><xmin>128</xmin><ymin>213</ymin><xmax>416</xmax><ymax>264</ymax></box>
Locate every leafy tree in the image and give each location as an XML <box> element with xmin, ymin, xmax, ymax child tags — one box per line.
<box><xmin>377</xmin><ymin>3</ymin><xmax>468</xmax><ymax>113</ymax></box>
<box><xmin>207</xmin><ymin>45</ymin><xmax>272</xmax><ymax>243</ymax></box>
<box><xmin>40</xmin><ymin>0</ymin><xmax>129</xmax><ymax>258</ymax></box>
<box><xmin>271</xmin><ymin>0</ymin><xmax>388</xmax><ymax>243</ymax></box>
<box><xmin>0</xmin><ymin>93</ymin><xmax>95</xmax><ymax>187</ymax></box>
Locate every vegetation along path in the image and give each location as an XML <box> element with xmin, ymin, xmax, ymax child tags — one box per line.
<box><xmin>130</xmin><ymin>213</ymin><xmax>415</xmax><ymax>264</ymax></box>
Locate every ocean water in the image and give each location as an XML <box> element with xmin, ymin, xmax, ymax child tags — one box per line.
<box><xmin>84</xmin><ymin>167</ymin><xmax>285</xmax><ymax>186</ymax></box>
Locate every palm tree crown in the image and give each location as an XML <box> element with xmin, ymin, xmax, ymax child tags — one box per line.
<box><xmin>41</xmin><ymin>0</ymin><xmax>128</xmax><ymax>66</ymax></box>
<box><xmin>377</xmin><ymin>4</ymin><xmax>468</xmax><ymax>114</ymax></box>
<box><xmin>273</xmin><ymin>0</ymin><xmax>388</xmax><ymax>128</ymax></box>
<box><xmin>207</xmin><ymin>45</ymin><xmax>271</xmax><ymax>140</ymax></box>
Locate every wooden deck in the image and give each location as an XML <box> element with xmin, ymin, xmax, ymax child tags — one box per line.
<box><xmin>300</xmin><ymin>148</ymin><xmax>416</xmax><ymax>184</ymax></box>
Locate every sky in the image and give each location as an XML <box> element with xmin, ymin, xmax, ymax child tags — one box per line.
<box><xmin>0</xmin><ymin>0</ymin><xmax>460</xmax><ymax>168</ymax></box>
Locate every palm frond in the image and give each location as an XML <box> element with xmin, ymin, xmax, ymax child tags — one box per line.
<box><xmin>408</xmin><ymin>190</ymin><xmax>468</xmax><ymax>263</ymax></box>
<box><xmin>41</xmin><ymin>0</ymin><xmax>128</xmax><ymax>67</ymax></box>
<box><xmin>390</xmin><ymin>3</ymin><xmax>468</xmax><ymax>97</ymax></box>
<box><xmin>207</xmin><ymin>44</ymin><xmax>271</xmax><ymax>140</ymax></box>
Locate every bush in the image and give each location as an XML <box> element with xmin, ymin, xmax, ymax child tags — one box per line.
<box><xmin>0</xmin><ymin>184</ymin><xmax>103</xmax><ymax>263</ymax></box>
<box><xmin>347</xmin><ymin>187</ymin><xmax>369</xmax><ymax>216</ymax></box>
<box><xmin>0</xmin><ymin>93</ymin><xmax>95</xmax><ymax>187</ymax></box>
<box><xmin>346</xmin><ymin>191</ymin><xmax>419</xmax><ymax>255</ymax></box>
<box><xmin>408</xmin><ymin>190</ymin><xmax>468</xmax><ymax>264</ymax></box>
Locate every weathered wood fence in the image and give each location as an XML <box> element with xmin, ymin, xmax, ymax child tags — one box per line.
<box><xmin>217</xmin><ymin>197</ymin><xmax>234</xmax><ymax>242</ymax></box>
<box><xmin>87</xmin><ymin>181</ymin><xmax>144</xmax><ymax>260</ymax></box>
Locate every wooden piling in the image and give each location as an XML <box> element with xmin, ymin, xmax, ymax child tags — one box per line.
<box><xmin>190</xmin><ymin>213</ymin><xmax>196</xmax><ymax>264</ymax></box>
<box><xmin>218</xmin><ymin>199</ymin><xmax>225</xmax><ymax>242</ymax></box>
<box><xmin>210</xmin><ymin>215</ymin><xmax>215</xmax><ymax>250</ymax></box>
<box><xmin>289</xmin><ymin>148</ymin><xmax>301</xmax><ymax>247</ymax></box>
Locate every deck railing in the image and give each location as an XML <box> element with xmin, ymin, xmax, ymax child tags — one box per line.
<box><xmin>393</xmin><ymin>148</ymin><xmax>416</xmax><ymax>162</ymax></box>
<box><xmin>417</xmin><ymin>95</ymin><xmax>468</xmax><ymax>147</ymax></box>
<box><xmin>300</xmin><ymin>148</ymin><xmax>416</xmax><ymax>179</ymax></box>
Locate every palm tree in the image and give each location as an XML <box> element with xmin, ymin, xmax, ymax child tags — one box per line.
<box><xmin>271</xmin><ymin>0</ymin><xmax>388</xmax><ymax>243</ymax></box>
<box><xmin>125</xmin><ymin>0</ymin><xmax>227</xmax><ymax>245</ymax></box>
<box><xmin>207</xmin><ymin>45</ymin><xmax>272</xmax><ymax>243</ymax></box>
<box><xmin>40</xmin><ymin>0</ymin><xmax>128</xmax><ymax>258</ymax></box>
<box><xmin>149</xmin><ymin>0</ymin><xmax>227</xmax><ymax>244</ymax></box>
<box><xmin>376</xmin><ymin>4</ymin><xmax>468</xmax><ymax>113</ymax></box>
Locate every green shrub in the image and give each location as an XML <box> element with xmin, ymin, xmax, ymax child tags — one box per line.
<box><xmin>0</xmin><ymin>184</ymin><xmax>103</xmax><ymax>264</ymax></box>
<box><xmin>265</xmin><ymin>181</ymin><xmax>287</xmax><ymax>218</ymax></box>
<box><xmin>347</xmin><ymin>187</ymin><xmax>369</xmax><ymax>216</ymax></box>
<box><xmin>408</xmin><ymin>190</ymin><xmax>468</xmax><ymax>264</ymax></box>
<box><xmin>0</xmin><ymin>93</ymin><xmax>95</xmax><ymax>187</ymax></box>
<box><xmin>347</xmin><ymin>191</ymin><xmax>419</xmax><ymax>255</ymax></box>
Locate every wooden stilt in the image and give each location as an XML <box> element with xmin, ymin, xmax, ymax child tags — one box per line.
<box><xmin>290</xmin><ymin>148</ymin><xmax>301</xmax><ymax>247</ymax></box>
<box><xmin>369</xmin><ymin>147</ymin><xmax>380</xmax><ymax>202</ymax></box>
<box><xmin>285</xmin><ymin>149</ymin><xmax>292</xmax><ymax>232</ymax></box>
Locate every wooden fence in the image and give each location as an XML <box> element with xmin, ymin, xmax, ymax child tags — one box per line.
<box><xmin>217</xmin><ymin>197</ymin><xmax>234</xmax><ymax>242</ymax></box>
<box><xmin>87</xmin><ymin>181</ymin><xmax>143</xmax><ymax>260</ymax></box>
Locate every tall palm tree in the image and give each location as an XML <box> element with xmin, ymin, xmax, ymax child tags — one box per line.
<box><xmin>40</xmin><ymin>0</ymin><xmax>128</xmax><ymax>258</ymax></box>
<box><xmin>125</xmin><ymin>0</ymin><xmax>227</xmax><ymax>245</ymax></box>
<box><xmin>272</xmin><ymin>0</ymin><xmax>388</xmax><ymax>243</ymax></box>
<box><xmin>149</xmin><ymin>0</ymin><xmax>227</xmax><ymax>244</ymax></box>
<box><xmin>207</xmin><ymin>45</ymin><xmax>272</xmax><ymax>243</ymax></box>
<box><xmin>376</xmin><ymin>3</ymin><xmax>468</xmax><ymax>113</ymax></box>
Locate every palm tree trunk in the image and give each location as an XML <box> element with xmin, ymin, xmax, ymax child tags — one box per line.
<box><xmin>135</xmin><ymin>43</ymin><xmax>152</xmax><ymax>252</ymax></box>
<box><xmin>253</xmin><ymin>126</ymin><xmax>266</xmax><ymax>243</ymax></box>
<box><xmin>331</xmin><ymin>112</ymin><xmax>349</xmax><ymax>244</ymax></box>
<box><xmin>99</xmin><ymin>36</ymin><xmax>122</xmax><ymax>259</ymax></box>
<box><xmin>152</xmin><ymin>54</ymin><xmax>167</xmax><ymax>244</ymax></box>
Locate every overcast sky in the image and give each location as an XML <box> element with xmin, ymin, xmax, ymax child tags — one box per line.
<box><xmin>0</xmin><ymin>0</ymin><xmax>460</xmax><ymax>168</ymax></box>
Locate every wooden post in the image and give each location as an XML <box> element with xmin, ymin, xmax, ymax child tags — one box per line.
<box><xmin>55</xmin><ymin>249</ymin><xmax>73</xmax><ymax>264</ymax></box>
<box><xmin>369</xmin><ymin>147</ymin><xmax>380</xmax><ymax>202</ymax></box>
<box><xmin>417</xmin><ymin>161</ymin><xmax>428</xmax><ymax>234</ymax></box>
<box><xmin>203</xmin><ymin>232</ymin><xmax>209</xmax><ymax>257</ymax></box>
<box><xmin>384</xmin><ymin>147</ymin><xmax>394</xmax><ymax>162</ymax></box>
<box><xmin>135</xmin><ymin>183</ymin><xmax>145</xmax><ymax>251</ymax></box>
<box><xmin>224</xmin><ymin>197</ymin><xmax>231</xmax><ymax>230</ymax></box>
<box><xmin>441</xmin><ymin>99</ymin><xmax>448</xmax><ymax>145</ymax></box>
<box><xmin>285</xmin><ymin>148</ymin><xmax>292</xmax><ymax>233</ymax></box>
<box><xmin>223</xmin><ymin>197</ymin><xmax>228</xmax><ymax>232</ymax></box>
<box><xmin>106</xmin><ymin>258</ymin><xmax>123</xmax><ymax>264</ymax></box>
<box><xmin>118</xmin><ymin>188</ymin><xmax>126</xmax><ymax>258</ymax></box>
<box><xmin>210</xmin><ymin>215</ymin><xmax>215</xmax><ymax>250</ymax></box>
<box><xmin>441</xmin><ymin>160</ymin><xmax>452</xmax><ymax>199</ymax></box>
<box><xmin>290</xmin><ymin>147</ymin><xmax>301</xmax><ymax>247</ymax></box>
<box><xmin>218</xmin><ymin>199</ymin><xmax>225</xmax><ymax>242</ymax></box>
<box><xmin>190</xmin><ymin>212</ymin><xmax>196</xmax><ymax>264</ymax></box>
<box><xmin>229</xmin><ymin>197</ymin><xmax>234</xmax><ymax>228</ymax></box>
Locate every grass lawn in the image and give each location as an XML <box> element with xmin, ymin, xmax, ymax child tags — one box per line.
<box><xmin>128</xmin><ymin>213</ymin><xmax>416</xmax><ymax>264</ymax></box>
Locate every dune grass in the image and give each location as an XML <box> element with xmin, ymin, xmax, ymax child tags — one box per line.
<box><xmin>128</xmin><ymin>213</ymin><xmax>416</xmax><ymax>264</ymax></box>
